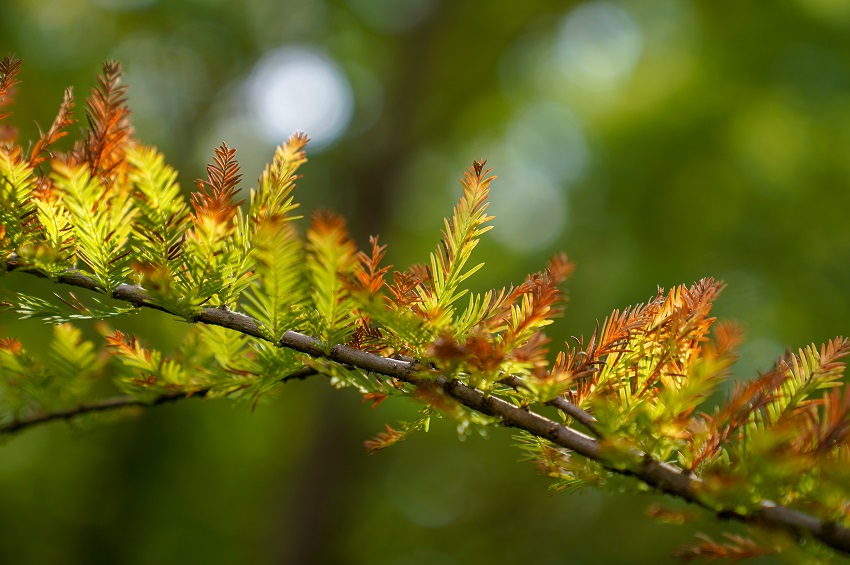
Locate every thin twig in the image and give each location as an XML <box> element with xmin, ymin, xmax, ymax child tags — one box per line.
<box><xmin>546</xmin><ymin>397</ymin><xmax>601</xmax><ymax>438</ymax></box>
<box><xmin>0</xmin><ymin>366</ymin><xmax>319</xmax><ymax>435</ymax></box>
<box><xmin>0</xmin><ymin>390</ymin><xmax>197</xmax><ymax>434</ymax></box>
<box><xmin>3</xmin><ymin>258</ymin><xmax>850</xmax><ymax>555</ymax></box>
<box><xmin>501</xmin><ymin>375</ymin><xmax>601</xmax><ymax>438</ymax></box>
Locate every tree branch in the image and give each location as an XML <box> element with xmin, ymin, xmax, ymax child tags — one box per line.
<box><xmin>501</xmin><ymin>374</ymin><xmax>601</xmax><ymax>438</ymax></box>
<box><xmin>4</xmin><ymin>258</ymin><xmax>850</xmax><ymax>555</ymax></box>
<box><xmin>0</xmin><ymin>389</ymin><xmax>197</xmax><ymax>434</ymax></box>
<box><xmin>0</xmin><ymin>364</ymin><xmax>319</xmax><ymax>435</ymax></box>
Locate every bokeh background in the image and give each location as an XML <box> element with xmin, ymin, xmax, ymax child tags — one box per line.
<box><xmin>2</xmin><ymin>0</ymin><xmax>850</xmax><ymax>563</ymax></box>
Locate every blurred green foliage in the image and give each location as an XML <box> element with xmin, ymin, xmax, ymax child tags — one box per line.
<box><xmin>2</xmin><ymin>0</ymin><xmax>850</xmax><ymax>563</ymax></box>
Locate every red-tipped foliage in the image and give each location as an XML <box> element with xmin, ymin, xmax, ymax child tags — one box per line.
<box><xmin>806</xmin><ymin>387</ymin><xmax>850</xmax><ymax>454</ymax></box>
<box><xmin>354</xmin><ymin>235</ymin><xmax>392</xmax><ymax>296</ymax></box>
<box><xmin>30</xmin><ymin>87</ymin><xmax>76</xmax><ymax>168</ymax></box>
<box><xmin>80</xmin><ymin>61</ymin><xmax>132</xmax><ymax>178</ymax></box>
<box><xmin>691</xmin><ymin>364</ymin><xmax>788</xmax><ymax>468</ymax></box>
<box><xmin>364</xmin><ymin>424</ymin><xmax>403</xmax><ymax>454</ymax></box>
<box><xmin>559</xmin><ymin>296</ymin><xmax>662</xmax><ymax>403</ymax></box>
<box><xmin>0</xmin><ymin>56</ymin><xmax>22</xmax><ymax>142</ymax></box>
<box><xmin>507</xmin><ymin>253</ymin><xmax>572</xmax><ymax>339</ymax></box>
<box><xmin>674</xmin><ymin>533</ymin><xmax>777</xmax><ymax>562</ymax></box>
<box><xmin>0</xmin><ymin>56</ymin><xmax>22</xmax><ymax>122</ymax></box>
<box><xmin>385</xmin><ymin>269</ymin><xmax>423</xmax><ymax>310</ymax></box>
<box><xmin>191</xmin><ymin>142</ymin><xmax>243</xmax><ymax>226</ymax></box>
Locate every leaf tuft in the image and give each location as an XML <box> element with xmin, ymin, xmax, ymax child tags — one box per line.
<box><xmin>79</xmin><ymin>61</ymin><xmax>132</xmax><ymax>179</ymax></box>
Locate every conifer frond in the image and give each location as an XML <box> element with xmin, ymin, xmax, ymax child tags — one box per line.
<box><xmin>181</xmin><ymin>142</ymin><xmax>253</xmax><ymax>307</ymax></box>
<box><xmin>429</xmin><ymin>255</ymin><xmax>572</xmax><ymax>390</ymax></box>
<box><xmin>417</xmin><ymin>160</ymin><xmax>495</xmax><ymax>329</ymax></box>
<box><xmin>193</xmin><ymin>325</ymin><xmax>258</xmax><ymax>395</ymax></box>
<box><xmin>690</xmin><ymin>364</ymin><xmax>789</xmax><ymax>469</ymax></box>
<box><xmin>45</xmin><ymin>323</ymin><xmax>100</xmax><ymax>402</ymax></box>
<box><xmin>767</xmin><ymin>337</ymin><xmax>850</xmax><ymax>423</ymax></box>
<box><xmin>364</xmin><ymin>424</ymin><xmax>405</xmax><ymax>453</ymax></box>
<box><xmin>240</xmin><ymin>135</ymin><xmax>309</xmax><ymax>336</ymax></box>
<box><xmin>127</xmin><ymin>144</ymin><xmax>189</xmax><ymax>270</ymax></box>
<box><xmin>245</xmin><ymin>340</ymin><xmax>308</xmax><ymax>400</ymax></box>
<box><xmin>109</xmin><ymin>325</ymin><xmax>271</xmax><ymax>401</ymax></box>
<box><xmin>386</xmin><ymin>269</ymin><xmax>423</xmax><ymax>310</ymax></box>
<box><xmin>249</xmin><ymin>132</ymin><xmax>307</xmax><ymax>226</ymax></box>
<box><xmin>54</xmin><ymin>160</ymin><xmax>136</xmax><ymax>290</ymax></box>
<box><xmin>452</xmin><ymin>291</ymin><xmax>496</xmax><ymax>339</ymax></box>
<box><xmin>639</xmin><ymin>278</ymin><xmax>725</xmax><ymax>394</ymax></box>
<box><xmin>364</xmin><ymin>408</ymin><xmax>433</xmax><ymax>454</ymax></box>
<box><xmin>305</xmin><ymin>210</ymin><xmax>358</xmax><ymax>347</ymax></box>
<box><xmin>80</xmin><ymin>61</ymin><xmax>132</xmax><ymax>179</ymax></box>
<box><xmin>0</xmin><ymin>324</ymin><xmax>104</xmax><ymax>423</ymax></box>
<box><xmin>1</xmin><ymin>290</ymin><xmax>135</xmax><ymax>323</ymax></box>
<box><xmin>514</xmin><ymin>433</ymin><xmax>607</xmax><ymax>493</ymax></box>
<box><xmin>354</xmin><ymin>235</ymin><xmax>392</xmax><ymax>296</ymax></box>
<box><xmin>557</xmin><ymin>295</ymin><xmax>663</xmax><ymax>406</ymax></box>
<box><xmin>0</xmin><ymin>55</ymin><xmax>22</xmax><ymax>123</ymax></box>
<box><xmin>674</xmin><ymin>533</ymin><xmax>777</xmax><ymax>562</ymax></box>
<box><xmin>712</xmin><ymin>320</ymin><xmax>745</xmax><ymax>357</ymax></box>
<box><xmin>500</xmin><ymin>253</ymin><xmax>572</xmax><ymax>355</ymax></box>
<box><xmin>0</xmin><ymin>146</ymin><xmax>37</xmax><ymax>253</ymax></box>
<box><xmin>660</xmin><ymin>321</ymin><xmax>742</xmax><ymax>420</ymax></box>
<box><xmin>242</xmin><ymin>222</ymin><xmax>306</xmax><ymax>340</ymax></box>
<box><xmin>0</xmin><ymin>335</ymin><xmax>43</xmax><ymax>418</ymax></box>
<box><xmin>106</xmin><ymin>329</ymin><xmax>199</xmax><ymax>396</ymax></box>
<box><xmin>347</xmin><ymin>318</ymin><xmax>387</xmax><ymax>353</ymax></box>
<box><xmin>688</xmin><ymin>340</ymin><xmax>850</xmax><ymax>467</ymax></box>
<box><xmin>532</xmin><ymin>280</ymin><xmax>733</xmax><ymax>458</ymax></box>
<box><xmin>348</xmin><ymin>236</ymin><xmax>392</xmax><ymax>353</ymax></box>
<box><xmin>586</xmin><ymin>279</ymin><xmax>723</xmax><ymax>405</ymax></box>
<box><xmin>27</xmin><ymin>180</ymin><xmax>75</xmax><ymax>277</ymax></box>
<box><xmin>800</xmin><ymin>387</ymin><xmax>850</xmax><ymax>454</ymax></box>
<box><xmin>30</xmin><ymin>87</ymin><xmax>76</xmax><ymax>168</ymax></box>
<box><xmin>366</xmin><ymin>268</ymin><xmax>431</xmax><ymax>354</ymax></box>
<box><xmin>192</xmin><ymin>142</ymin><xmax>243</xmax><ymax>227</ymax></box>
